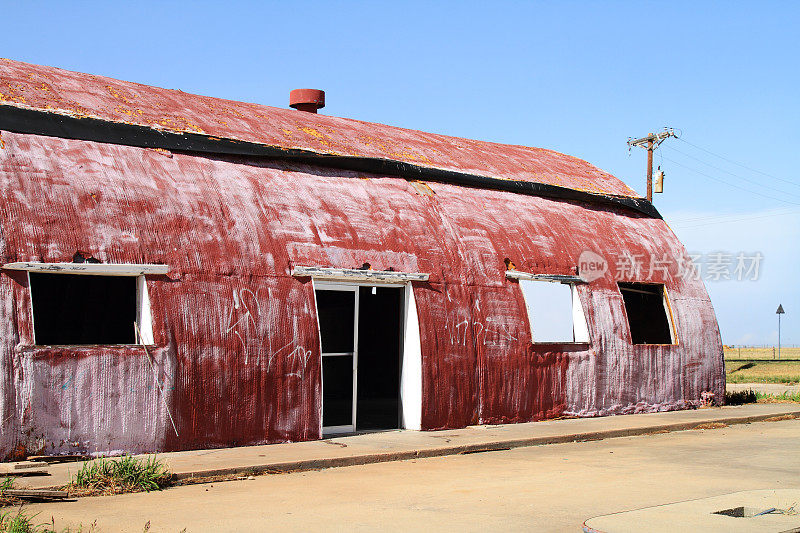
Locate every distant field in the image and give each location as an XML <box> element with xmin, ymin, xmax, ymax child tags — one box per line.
<box><xmin>724</xmin><ymin>346</ymin><xmax>800</xmax><ymax>360</ymax></box>
<box><xmin>725</xmin><ymin>360</ymin><xmax>800</xmax><ymax>384</ymax></box>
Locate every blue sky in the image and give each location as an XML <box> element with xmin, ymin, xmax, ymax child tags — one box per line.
<box><xmin>1</xmin><ymin>1</ymin><xmax>797</xmax><ymax>344</ymax></box>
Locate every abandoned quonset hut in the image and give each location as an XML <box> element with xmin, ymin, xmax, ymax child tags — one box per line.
<box><xmin>0</xmin><ymin>58</ymin><xmax>724</xmax><ymax>458</ymax></box>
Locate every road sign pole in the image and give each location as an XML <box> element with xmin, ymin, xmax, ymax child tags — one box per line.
<box><xmin>776</xmin><ymin>304</ymin><xmax>785</xmax><ymax>360</ymax></box>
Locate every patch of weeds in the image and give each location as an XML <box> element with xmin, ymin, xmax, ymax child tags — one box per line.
<box><xmin>0</xmin><ymin>508</ymin><xmax>38</xmax><ymax>533</ymax></box>
<box><xmin>0</xmin><ymin>508</ymin><xmax>95</xmax><ymax>533</ymax></box>
<box><xmin>68</xmin><ymin>455</ymin><xmax>172</xmax><ymax>496</ymax></box>
<box><xmin>725</xmin><ymin>389</ymin><xmax>757</xmax><ymax>405</ymax></box>
<box><xmin>756</xmin><ymin>391</ymin><xmax>800</xmax><ymax>403</ymax></box>
<box><xmin>0</xmin><ymin>478</ymin><xmax>18</xmax><ymax>507</ymax></box>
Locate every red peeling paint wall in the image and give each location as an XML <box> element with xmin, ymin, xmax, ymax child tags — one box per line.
<box><xmin>0</xmin><ymin>129</ymin><xmax>724</xmax><ymax>458</ymax></box>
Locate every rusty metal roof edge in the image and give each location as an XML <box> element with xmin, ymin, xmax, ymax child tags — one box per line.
<box><xmin>0</xmin><ymin>104</ymin><xmax>661</xmax><ymax>219</ymax></box>
<box><xmin>0</xmin><ymin>58</ymin><xmax>625</xmax><ymax>180</ymax></box>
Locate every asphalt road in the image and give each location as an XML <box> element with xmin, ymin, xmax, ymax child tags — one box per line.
<box><xmin>20</xmin><ymin>418</ymin><xmax>800</xmax><ymax>532</ymax></box>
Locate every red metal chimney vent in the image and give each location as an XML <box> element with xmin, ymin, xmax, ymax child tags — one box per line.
<box><xmin>289</xmin><ymin>89</ymin><xmax>325</xmax><ymax>113</ymax></box>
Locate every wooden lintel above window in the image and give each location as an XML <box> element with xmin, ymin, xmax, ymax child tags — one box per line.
<box><xmin>505</xmin><ymin>271</ymin><xmax>586</xmax><ymax>283</ymax></box>
<box><xmin>292</xmin><ymin>266</ymin><xmax>429</xmax><ymax>283</ymax></box>
<box><xmin>1</xmin><ymin>262</ymin><xmax>169</xmax><ymax>276</ymax></box>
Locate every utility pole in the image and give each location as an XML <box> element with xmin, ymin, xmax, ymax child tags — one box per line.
<box><xmin>627</xmin><ymin>128</ymin><xmax>677</xmax><ymax>202</ymax></box>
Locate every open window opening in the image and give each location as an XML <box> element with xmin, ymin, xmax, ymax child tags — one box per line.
<box><xmin>618</xmin><ymin>282</ymin><xmax>675</xmax><ymax>345</ymax></box>
<box><xmin>29</xmin><ymin>272</ymin><xmax>153</xmax><ymax>346</ymax></box>
<box><xmin>519</xmin><ymin>280</ymin><xmax>590</xmax><ymax>343</ymax></box>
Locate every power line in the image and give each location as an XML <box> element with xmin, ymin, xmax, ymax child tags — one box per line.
<box><xmin>660</xmin><ymin>155</ymin><xmax>800</xmax><ymax>207</ymax></box>
<box><xmin>625</xmin><ymin>131</ymin><xmax>800</xmax><ymax>224</ymax></box>
<box><xmin>671</xmin><ymin>208</ymin><xmax>800</xmax><ymax>229</ymax></box>
<box><xmin>676</xmin><ymin>137</ymin><xmax>799</xmax><ymax>189</ymax></box>
<box><xmin>669</xmin><ymin>206</ymin><xmax>799</xmax><ymax>224</ymax></box>
<box><xmin>670</xmin><ymin>208</ymin><xmax>800</xmax><ymax>225</ymax></box>
<box><xmin>669</xmin><ymin>207</ymin><xmax>794</xmax><ymax>223</ymax></box>
<box><xmin>664</xmin><ymin>144</ymin><xmax>800</xmax><ymax>198</ymax></box>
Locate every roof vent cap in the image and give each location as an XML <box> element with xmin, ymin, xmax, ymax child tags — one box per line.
<box><xmin>289</xmin><ymin>89</ymin><xmax>325</xmax><ymax>113</ymax></box>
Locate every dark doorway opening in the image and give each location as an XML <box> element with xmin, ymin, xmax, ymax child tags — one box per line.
<box><xmin>618</xmin><ymin>282</ymin><xmax>674</xmax><ymax>345</ymax></box>
<box><xmin>356</xmin><ymin>286</ymin><xmax>403</xmax><ymax>430</ymax></box>
<box><xmin>30</xmin><ymin>273</ymin><xmax>137</xmax><ymax>345</ymax></box>
<box><xmin>316</xmin><ymin>285</ymin><xmax>404</xmax><ymax>433</ymax></box>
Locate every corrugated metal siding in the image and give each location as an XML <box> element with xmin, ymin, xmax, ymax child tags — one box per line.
<box><xmin>0</xmin><ymin>58</ymin><xmax>636</xmax><ymax>197</ymax></box>
<box><xmin>0</xmin><ymin>130</ymin><xmax>723</xmax><ymax>457</ymax></box>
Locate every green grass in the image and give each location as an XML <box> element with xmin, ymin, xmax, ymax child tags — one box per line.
<box><xmin>0</xmin><ymin>509</ymin><xmax>97</xmax><ymax>533</ymax></box>
<box><xmin>727</xmin><ymin>375</ymin><xmax>800</xmax><ymax>384</ymax></box>
<box><xmin>69</xmin><ymin>455</ymin><xmax>172</xmax><ymax>495</ymax></box>
<box><xmin>0</xmin><ymin>509</ymin><xmax>40</xmax><ymax>533</ymax></box>
<box><xmin>725</xmin><ymin>360</ymin><xmax>800</xmax><ymax>384</ymax></box>
<box><xmin>0</xmin><ymin>478</ymin><xmax>16</xmax><ymax>506</ymax></box>
<box><xmin>756</xmin><ymin>391</ymin><xmax>800</xmax><ymax>403</ymax></box>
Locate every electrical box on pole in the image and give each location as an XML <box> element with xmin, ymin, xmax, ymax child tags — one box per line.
<box><xmin>653</xmin><ymin>168</ymin><xmax>665</xmax><ymax>193</ymax></box>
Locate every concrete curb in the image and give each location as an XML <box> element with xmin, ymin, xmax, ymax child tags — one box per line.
<box><xmin>172</xmin><ymin>409</ymin><xmax>800</xmax><ymax>482</ymax></box>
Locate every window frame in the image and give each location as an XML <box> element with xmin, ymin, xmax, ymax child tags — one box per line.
<box><xmin>19</xmin><ymin>267</ymin><xmax>158</xmax><ymax>347</ymax></box>
<box><xmin>516</xmin><ymin>277</ymin><xmax>591</xmax><ymax>345</ymax></box>
<box><xmin>617</xmin><ymin>281</ymin><xmax>678</xmax><ymax>346</ymax></box>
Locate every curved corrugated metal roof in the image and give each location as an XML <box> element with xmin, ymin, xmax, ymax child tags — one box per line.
<box><xmin>0</xmin><ymin>58</ymin><xmax>637</xmax><ymax>198</ymax></box>
<box><xmin>0</xmin><ymin>129</ymin><xmax>723</xmax><ymax>454</ymax></box>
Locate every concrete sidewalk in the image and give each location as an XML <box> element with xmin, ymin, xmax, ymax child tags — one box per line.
<box><xmin>11</xmin><ymin>403</ymin><xmax>800</xmax><ymax>491</ymax></box>
<box><xmin>584</xmin><ymin>489</ymin><xmax>800</xmax><ymax>532</ymax></box>
<box><xmin>727</xmin><ymin>382</ymin><xmax>800</xmax><ymax>395</ymax></box>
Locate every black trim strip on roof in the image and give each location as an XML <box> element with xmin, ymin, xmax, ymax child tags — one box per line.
<box><xmin>0</xmin><ymin>105</ymin><xmax>661</xmax><ymax>219</ymax></box>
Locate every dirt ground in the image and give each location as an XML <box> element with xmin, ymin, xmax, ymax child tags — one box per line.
<box><xmin>14</xmin><ymin>418</ymin><xmax>800</xmax><ymax>532</ymax></box>
<box><xmin>725</xmin><ymin>346</ymin><xmax>800</xmax><ymax>360</ymax></box>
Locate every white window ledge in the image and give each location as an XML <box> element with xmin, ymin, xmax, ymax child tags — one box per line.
<box><xmin>292</xmin><ymin>266</ymin><xmax>429</xmax><ymax>283</ymax></box>
<box><xmin>2</xmin><ymin>262</ymin><xmax>169</xmax><ymax>276</ymax></box>
<box><xmin>505</xmin><ymin>270</ymin><xmax>586</xmax><ymax>283</ymax></box>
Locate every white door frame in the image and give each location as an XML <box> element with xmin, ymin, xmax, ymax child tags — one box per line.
<box><xmin>315</xmin><ymin>282</ymin><xmax>360</xmax><ymax>435</ymax></box>
<box><xmin>314</xmin><ymin>280</ymin><xmax>419</xmax><ymax>436</ymax></box>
